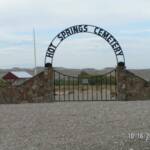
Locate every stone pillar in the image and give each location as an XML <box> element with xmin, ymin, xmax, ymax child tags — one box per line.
<box><xmin>44</xmin><ymin>63</ymin><xmax>54</xmax><ymax>101</ymax></box>
<box><xmin>116</xmin><ymin>62</ymin><xmax>127</xmax><ymax>100</ymax></box>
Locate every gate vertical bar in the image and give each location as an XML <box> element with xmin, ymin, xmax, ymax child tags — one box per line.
<box><xmin>87</xmin><ymin>78</ymin><xmax>88</xmax><ymax>101</ymax></box>
<box><xmin>115</xmin><ymin>69</ymin><xmax>117</xmax><ymax>100</ymax></box>
<box><xmin>106</xmin><ymin>75</ymin><xmax>107</xmax><ymax>100</ymax></box>
<box><xmin>59</xmin><ymin>72</ymin><xmax>61</xmax><ymax>101</ymax></box>
<box><xmin>101</xmin><ymin>78</ymin><xmax>102</xmax><ymax>100</ymax></box>
<box><xmin>82</xmin><ymin>79</ymin><xmax>83</xmax><ymax>100</ymax></box>
<box><xmin>53</xmin><ymin>70</ymin><xmax>56</xmax><ymax>100</ymax></box>
<box><xmin>78</xmin><ymin>77</ymin><xmax>80</xmax><ymax>101</ymax></box>
<box><xmin>110</xmin><ymin>72</ymin><xmax>112</xmax><ymax>100</ymax></box>
<box><xmin>68</xmin><ymin>76</ymin><xmax>70</xmax><ymax>101</ymax></box>
<box><xmin>92</xmin><ymin>78</ymin><xmax>93</xmax><ymax>101</ymax></box>
<box><xmin>96</xmin><ymin>76</ymin><xmax>98</xmax><ymax>100</ymax></box>
<box><xmin>64</xmin><ymin>76</ymin><xmax>65</xmax><ymax>101</ymax></box>
<box><xmin>73</xmin><ymin>77</ymin><xmax>75</xmax><ymax>101</ymax></box>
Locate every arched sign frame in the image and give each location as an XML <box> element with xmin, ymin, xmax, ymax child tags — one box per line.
<box><xmin>45</xmin><ymin>24</ymin><xmax>125</xmax><ymax>67</ymax></box>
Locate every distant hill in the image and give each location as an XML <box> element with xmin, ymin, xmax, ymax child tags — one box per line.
<box><xmin>0</xmin><ymin>66</ymin><xmax>150</xmax><ymax>81</ymax></box>
<box><xmin>129</xmin><ymin>69</ymin><xmax>150</xmax><ymax>81</ymax></box>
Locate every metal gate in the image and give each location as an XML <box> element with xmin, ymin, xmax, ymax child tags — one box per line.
<box><xmin>53</xmin><ymin>69</ymin><xmax>117</xmax><ymax>101</ymax></box>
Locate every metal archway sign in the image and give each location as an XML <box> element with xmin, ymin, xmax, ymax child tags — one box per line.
<box><xmin>45</xmin><ymin>24</ymin><xmax>125</xmax><ymax>67</ymax></box>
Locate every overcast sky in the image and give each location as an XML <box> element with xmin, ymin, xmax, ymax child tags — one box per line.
<box><xmin>0</xmin><ymin>0</ymin><xmax>150</xmax><ymax>69</ymax></box>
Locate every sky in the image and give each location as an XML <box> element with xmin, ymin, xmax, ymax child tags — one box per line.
<box><xmin>0</xmin><ymin>0</ymin><xmax>150</xmax><ymax>69</ymax></box>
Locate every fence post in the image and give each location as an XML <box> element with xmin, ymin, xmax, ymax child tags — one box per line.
<box><xmin>116</xmin><ymin>62</ymin><xmax>127</xmax><ymax>100</ymax></box>
<box><xmin>45</xmin><ymin>63</ymin><xmax>54</xmax><ymax>101</ymax></box>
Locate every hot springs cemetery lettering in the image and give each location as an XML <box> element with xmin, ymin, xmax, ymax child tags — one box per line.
<box><xmin>45</xmin><ymin>24</ymin><xmax>125</xmax><ymax>65</ymax></box>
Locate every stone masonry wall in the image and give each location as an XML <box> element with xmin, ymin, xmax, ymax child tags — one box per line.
<box><xmin>0</xmin><ymin>67</ymin><xmax>54</xmax><ymax>104</ymax></box>
<box><xmin>117</xmin><ymin>66</ymin><xmax>150</xmax><ymax>100</ymax></box>
<box><xmin>1</xmin><ymin>66</ymin><xmax>150</xmax><ymax>104</ymax></box>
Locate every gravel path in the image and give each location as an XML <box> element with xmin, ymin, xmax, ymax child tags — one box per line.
<box><xmin>0</xmin><ymin>101</ymin><xmax>150</xmax><ymax>150</ymax></box>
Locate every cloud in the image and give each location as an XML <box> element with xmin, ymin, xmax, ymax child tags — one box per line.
<box><xmin>0</xmin><ymin>0</ymin><xmax>150</xmax><ymax>69</ymax></box>
<box><xmin>0</xmin><ymin>0</ymin><xmax>150</xmax><ymax>30</ymax></box>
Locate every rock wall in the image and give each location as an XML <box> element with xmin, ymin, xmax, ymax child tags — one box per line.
<box><xmin>0</xmin><ymin>67</ymin><xmax>54</xmax><ymax>104</ymax></box>
<box><xmin>1</xmin><ymin>65</ymin><xmax>150</xmax><ymax>104</ymax></box>
<box><xmin>117</xmin><ymin>65</ymin><xmax>150</xmax><ymax>100</ymax></box>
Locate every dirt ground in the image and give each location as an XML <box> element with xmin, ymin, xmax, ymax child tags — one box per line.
<box><xmin>0</xmin><ymin>101</ymin><xmax>150</xmax><ymax>150</ymax></box>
